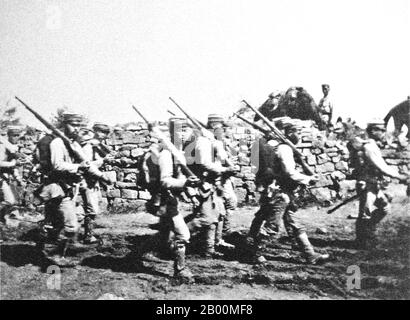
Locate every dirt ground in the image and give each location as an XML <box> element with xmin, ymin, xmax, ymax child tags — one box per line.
<box><xmin>1</xmin><ymin>184</ymin><xmax>409</xmax><ymax>300</ymax></box>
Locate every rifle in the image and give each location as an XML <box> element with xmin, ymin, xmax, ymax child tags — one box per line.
<box><xmin>234</xmin><ymin>113</ymin><xmax>275</xmax><ymax>139</ymax></box>
<box><xmin>327</xmin><ymin>193</ymin><xmax>360</xmax><ymax>214</ymax></box>
<box><xmin>169</xmin><ymin>98</ymin><xmax>239</xmax><ymax>170</ymax></box>
<box><xmin>168</xmin><ymin>97</ymin><xmax>211</xmax><ymax>138</ymax></box>
<box><xmin>167</xmin><ymin>109</ymin><xmax>176</xmax><ymax>117</ymax></box>
<box><xmin>132</xmin><ymin>105</ymin><xmax>150</xmax><ymax>124</ymax></box>
<box><xmin>241</xmin><ymin>99</ymin><xmax>315</xmax><ymax>176</ymax></box>
<box><xmin>131</xmin><ymin>105</ymin><xmax>196</xmax><ymax>178</ymax></box>
<box><xmin>15</xmin><ymin>97</ymin><xmax>113</xmax><ymax>185</ymax></box>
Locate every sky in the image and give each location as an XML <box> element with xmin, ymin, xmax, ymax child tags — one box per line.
<box><xmin>0</xmin><ymin>0</ymin><xmax>409</xmax><ymax>129</ymax></box>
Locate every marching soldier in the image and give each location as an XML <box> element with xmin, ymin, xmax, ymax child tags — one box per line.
<box><xmin>247</xmin><ymin>123</ymin><xmax>330</xmax><ymax>264</ymax></box>
<box><xmin>77</xmin><ymin>126</ymin><xmax>106</xmax><ymax>244</ymax></box>
<box><xmin>353</xmin><ymin>119</ymin><xmax>409</xmax><ymax>248</ymax></box>
<box><xmin>36</xmin><ymin>113</ymin><xmax>92</xmax><ymax>265</ymax></box>
<box><xmin>142</xmin><ymin>118</ymin><xmax>199</xmax><ymax>280</ymax></box>
<box><xmin>0</xmin><ymin>126</ymin><xmax>26</xmax><ymax>222</ymax></box>
<box><xmin>184</xmin><ymin>119</ymin><xmax>236</xmax><ymax>258</ymax></box>
<box><xmin>92</xmin><ymin>122</ymin><xmax>111</xmax><ymax>144</ymax></box>
<box><xmin>207</xmin><ymin>114</ymin><xmax>237</xmax><ymax>249</ymax></box>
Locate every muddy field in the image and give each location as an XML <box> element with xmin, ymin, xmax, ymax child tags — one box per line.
<box><xmin>1</xmin><ymin>184</ymin><xmax>409</xmax><ymax>300</ymax></box>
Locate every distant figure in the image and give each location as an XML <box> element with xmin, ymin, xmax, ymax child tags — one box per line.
<box><xmin>318</xmin><ymin>84</ymin><xmax>333</xmax><ymax>127</ymax></box>
<box><xmin>333</xmin><ymin>116</ymin><xmax>345</xmax><ymax>139</ymax></box>
<box><xmin>254</xmin><ymin>87</ymin><xmax>325</xmax><ymax>129</ymax></box>
<box><xmin>254</xmin><ymin>90</ymin><xmax>282</xmax><ymax>121</ymax></box>
<box><xmin>384</xmin><ymin>97</ymin><xmax>410</xmax><ymax>142</ymax></box>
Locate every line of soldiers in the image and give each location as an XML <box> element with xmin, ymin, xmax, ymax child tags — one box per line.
<box><xmin>1</xmin><ymin>108</ymin><xmax>409</xmax><ymax>282</ymax></box>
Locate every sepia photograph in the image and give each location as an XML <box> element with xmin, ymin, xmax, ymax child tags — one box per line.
<box><xmin>0</xmin><ymin>0</ymin><xmax>409</xmax><ymax>304</ymax></box>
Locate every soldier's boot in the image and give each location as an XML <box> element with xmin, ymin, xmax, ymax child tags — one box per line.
<box><xmin>173</xmin><ymin>241</ymin><xmax>194</xmax><ymax>282</ymax></box>
<box><xmin>371</xmin><ymin>205</ymin><xmax>389</xmax><ymax>226</ymax></box>
<box><xmin>283</xmin><ymin>224</ymin><xmax>301</xmax><ymax>251</ymax></box>
<box><xmin>203</xmin><ymin>224</ymin><xmax>222</xmax><ymax>258</ymax></box>
<box><xmin>83</xmin><ymin>216</ymin><xmax>98</xmax><ymax>244</ymax></box>
<box><xmin>296</xmin><ymin>232</ymin><xmax>330</xmax><ymax>265</ymax></box>
<box><xmin>245</xmin><ymin>232</ymin><xmax>269</xmax><ymax>265</ymax></box>
<box><xmin>285</xmin><ymin>233</ymin><xmax>301</xmax><ymax>251</ymax></box>
<box><xmin>35</xmin><ymin>221</ymin><xmax>52</xmax><ymax>252</ymax></box>
<box><xmin>247</xmin><ymin>211</ymin><xmax>264</xmax><ymax>239</ymax></box>
<box><xmin>253</xmin><ymin>236</ymin><xmax>269</xmax><ymax>264</ymax></box>
<box><xmin>222</xmin><ymin>209</ymin><xmax>233</xmax><ymax>234</ymax></box>
<box><xmin>215</xmin><ymin>218</ymin><xmax>234</xmax><ymax>249</ymax></box>
<box><xmin>157</xmin><ymin>220</ymin><xmax>173</xmax><ymax>259</ymax></box>
<box><xmin>48</xmin><ymin>232</ymin><xmax>79</xmax><ymax>267</ymax></box>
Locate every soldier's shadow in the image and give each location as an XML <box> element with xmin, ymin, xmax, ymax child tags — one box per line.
<box><xmin>1</xmin><ymin>226</ymin><xmax>52</xmax><ymax>271</ymax></box>
<box><xmin>2</xmin><ymin>227</ymin><xmax>170</xmax><ymax>278</ymax></box>
<box><xmin>80</xmin><ymin>233</ymin><xmax>170</xmax><ymax>278</ymax></box>
<box><xmin>0</xmin><ymin>243</ymin><xmax>46</xmax><ymax>268</ymax></box>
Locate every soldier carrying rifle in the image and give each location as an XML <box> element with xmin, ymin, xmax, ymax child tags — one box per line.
<box><xmin>168</xmin><ymin>98</ymin><xmax>237</xmax><ymax>258</ymax></box>
<box><xmin>206</xmin><ymin>114</ymin><xmax>238</xmax><ymax>249</ymax></box>
<box><xmin>350</xmin><ymin>118</ymin><xmax>410</xmax><ymax>249</ymax></box>
<box><xmin>238</xmin><ymin>101</ymin><xmax>330</xmax><ymax>265</ymax></box>
<box><xmin>133</xmin><ymin>107</ymin><xmax>200</xmax><ymax>281</ymax></box>
<box><xmin>0</xmin><ymin>126</ymin><xmax>28</xmax><ymax>222</ymax></box>
<box><xmin>15</xmin><ymin>97</ymin><xmax>114</xmax><ymax>266</ymax></box>
<box><xmin>247</xmin><ymin>121</ymin><xmax>330</xmax><ymax>264</ymax></box>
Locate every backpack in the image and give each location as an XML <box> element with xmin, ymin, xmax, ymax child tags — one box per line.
<box><xmin>137</xmin><ymin>150</ymin><xmax>160</xmax><ymax>191</ymax></box>
<box><xmin>254</xmin><ymin>137</ymin><xmax>277</xmax><ymax>188</ymax></box>
<box><xmin>36</xmin><ymin>134</ymin><xmax>56</xmax><ymax>173</ymax></box>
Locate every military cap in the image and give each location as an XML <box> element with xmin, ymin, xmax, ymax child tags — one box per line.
<box><xmin>207</xmin><ymin>114</ymin><xmax>226</xmax><ymax>130</ymax></box>
<box><xmin>92</xmin><ymin>122</ymin><xmax>111</xmax><ymax>133</ymax></box>
<box><xmin>62</xmin><ymin>112</ymin><xmax>85</xmax><ymax>125</ymax></box>
<box><xmin>322</xmin><ymin>84</ymin><xmax>330</xmax><ymax>89</ymax></box>
<box><xmin>7</xmin><ymin>125</ymin><xmax>24</xmax><ymax>135</ymax></box>
<box><xmin>207</xmin><ymin>114</ymin><xmax>224</xmax><ymax>124</ymax></box>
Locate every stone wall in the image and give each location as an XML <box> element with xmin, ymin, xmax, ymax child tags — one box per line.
<box><xmin>8</xmin><ymin>121</ymin><xmax>410</xmax><ymax>210</ymax></box>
